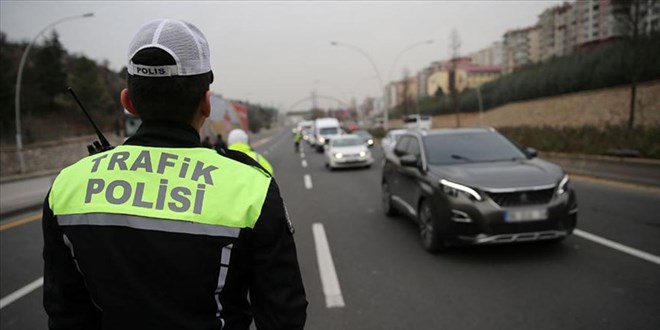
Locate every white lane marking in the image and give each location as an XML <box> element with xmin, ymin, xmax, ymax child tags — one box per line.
<box><xmin>300</xmin><ymin>152</ymin><xmax>305</xmax><ymax>159</ymax></box>
<box><xmin>304</xmin><ymin>174</ymin><xmax>313</xmax><ymax>189</ymax></box>
<box><xmin>574</xmin><ymin>229</ymin><xmax>660</xmax><ymax>266</ymax></box>
<box><xmin>0</xmin><ymin>277</ymin><xmax>43</xmax><ymax>310</ymax></box>
<box><xmin>302</xmin><ymin>160</ymin><xmax>307</xmax><ymax>168</ymax></box>
<box><xmin>312</xmin><ymin>223</ymin><xmax>345</xmax><ymax>308</ymax></box>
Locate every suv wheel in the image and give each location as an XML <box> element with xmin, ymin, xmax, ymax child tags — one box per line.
<box><xmin>418</xmin><ymin>200</ymin><xmax>446</xmax><ymax>253</ymax></box>
<box><xmin>382</xmin><ymin>181</ymin><xmax>397</xmax><ymax>217</ymax></box>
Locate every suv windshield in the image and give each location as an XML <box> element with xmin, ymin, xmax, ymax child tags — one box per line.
<box><xmin>423</xmin><ymin>131</ymin><xmax>528</xmax><ymax>165</ymax></box>
<box><xmin>332</xmin><ymin>138</ymin><xmax>363</xmax><ymax>147</ymax></box>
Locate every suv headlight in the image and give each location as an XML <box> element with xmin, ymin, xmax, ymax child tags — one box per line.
<box><xmin>333</xmin><ymin>153</ymin><xmax>343</xmax><ymax>159</ymax></box>
<box><xmin>440</xmin><ymin>179</ymin><xmax>483</xmax><ymax>201</ymax></box>
<box><xmin>556</xmin><ymin>174</ymin><xmax>570</xmax><ymax>195</ymax></box>
<box><xmin>319</xmin><ymin>136</ymin><xmax>326</xmax><ymax>144</ymax></box>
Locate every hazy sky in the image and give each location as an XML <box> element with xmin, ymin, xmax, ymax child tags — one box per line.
<box><xmin>1</xmin><ymin>1</ymin><xmax>561</xmax><ymax>112</ymax></box>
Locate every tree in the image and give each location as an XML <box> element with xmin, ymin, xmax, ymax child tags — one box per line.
<box><xmin>33</xmin><ymin>30</ymin><xmax>67</xmax><ymax>114</ymax></box>
<box><xmin>448</xmin><ymin>29</ymin><xmax>462</xmax><ymax>127</ymax></box>
<box><xmin>68</xmin><ymin>55</ymin><xmax>114</xmax><ymax>116</ymax></box>
<box><xmin>612</xmin><ymin>0</ymin><xmax>653</xmax><ymax>129</ymax></box>
<box><xmin>0</xmin><ymin>32</ymin><xmax>16</xmax><ymax>141</ymax></box>
<box><xmin>399</xmin><ymin>69</ymin><xmax>414</xmax><ymax>116</ymax></box>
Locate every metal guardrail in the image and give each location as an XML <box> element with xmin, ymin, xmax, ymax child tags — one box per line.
<box><xmin>540</xmin><ymin>152</ymin><xmax>660</xmax><ymax>188</ymax></box>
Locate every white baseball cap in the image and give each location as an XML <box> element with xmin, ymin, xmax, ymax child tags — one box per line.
<box><xmin>127</xmin><ymin>19</ymin><xmax>211</xmax><ymax>77</ymax></box>
<box><xmin>227</xmin><ymin>129</ymin><xmax>249</xmax><ymax>145</ymax></box>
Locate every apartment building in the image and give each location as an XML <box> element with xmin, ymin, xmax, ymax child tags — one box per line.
<box><xmin>502</xmin><ymin>25</ymin><xmax>540</xmax><ymax>73</ymax></box>
<box><xmin>539</xmin><ymin>2</ymin><xmax>577</xmax><ymax>61</ymax></box>
<box><xmin>426</xmin><ymin>58</ymin><xmax>500</xmax><ymax>96</ymax></box>
<box><xmin>470</xmin><ymin>41</ymin><xmax>504</xmax><ymax>67</ymax></box>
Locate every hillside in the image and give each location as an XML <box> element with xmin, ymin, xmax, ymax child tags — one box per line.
<box><xmin>390</xmin><ymin>80</ymin><xmax>660</xmax><ymax>129</ymax></box>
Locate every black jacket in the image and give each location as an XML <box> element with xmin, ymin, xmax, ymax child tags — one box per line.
<box><xmin>42</xmin><ymin>122</ymin><xmax>307</xmax><ymax>329</ymax></box>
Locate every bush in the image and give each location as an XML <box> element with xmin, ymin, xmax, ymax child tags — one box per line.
<box><xmin>498</xmin><ymin>125</ymin><xmax>660</xmax><ymax>159</ymax></box>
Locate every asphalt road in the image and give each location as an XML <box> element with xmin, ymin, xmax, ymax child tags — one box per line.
<box><xmin>1</xmin><ymin>128</ymin><xmax>659</xmax><ymax>329</ymax></box>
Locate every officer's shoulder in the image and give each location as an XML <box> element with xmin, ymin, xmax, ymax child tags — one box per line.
<box><xmin>221</xmin><ymin>149</ymin><xmax>272</xmax><ymax>178</ymax></box>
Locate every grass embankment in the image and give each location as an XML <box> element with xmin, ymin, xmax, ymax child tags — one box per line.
<box><xmin>387</xmin><ymin>81</ymin><xmax>660</xmax><ymax>159</ymax></box>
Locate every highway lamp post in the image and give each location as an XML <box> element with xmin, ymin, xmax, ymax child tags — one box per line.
<box><xmin>14</xmin><ymin>12</ymin><xmax>94</xmax><ymax>174</ymax></box>
<box><xmin>476</xmin><ymin>84</ymin><xmax>483</xmax><ymax>126</ymax></box>
<box><xmin>330</xmin><ymin>41</ymin><xmax>387</xmax><ymax>130</ymax></box>
<box><xmin>386</xmin><ymin>40</ymin><xmax>434</xmax><ymax>119</ymax></box>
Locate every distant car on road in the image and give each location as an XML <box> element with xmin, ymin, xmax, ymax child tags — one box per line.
<box><xmin>381</xmin><ymin>127</ymin><xmax>577</xmax><ymax>253</ymax></box>
<box><xmin>403</xmin><ymin>114</ymin><xmax>431</xmax><ymax>130</ymax></box>
<box><xmin>325</xmin><ymin>134</ymin><xmax>373</xmax><ymax>170</ymax></box>
<box><xmin>352</xmin><ymin>129</ymin><xmax>374</xmax><ymax>148</ymax></box>
<box><xmin>381</xmin><ymin>129</ymin><xmax>406</xmax><ymax>157</ymax></box>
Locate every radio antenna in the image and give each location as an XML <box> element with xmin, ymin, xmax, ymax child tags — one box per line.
<box><xmin>67</xmin><ymin>87</ymin><xmax>112</xmax><ymax>150</ymax></box>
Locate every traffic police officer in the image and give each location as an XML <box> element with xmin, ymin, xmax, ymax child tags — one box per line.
<box><xmin>227</xmin><ymin>128</ymin><xmax>274</xmax><ymax>175</ymax></box>
<box><xmin>42</xmin><ymin>18</ymin><xmax>307</xmax><ymax>329</ymax></box>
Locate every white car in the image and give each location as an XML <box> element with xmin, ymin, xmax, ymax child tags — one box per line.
<box><xmin>324</xmin><ymin>135</ymin><xmax>373</xmax><ymax>170</ymax></box>
<box><xmin>381</xmin><ymin>129</ymin><xmax>407</xmax><ymax>157</ymax></box>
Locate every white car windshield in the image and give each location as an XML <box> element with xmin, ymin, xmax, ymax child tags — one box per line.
<box><xmin>320</xmin><ymin>127</ymin><xmax>339</xmax><ymax>135</ymax></box>
<box><xmin>332</xmin><ymin>138</ymin><xmax>363</xmax><ymax>147</ymax></box>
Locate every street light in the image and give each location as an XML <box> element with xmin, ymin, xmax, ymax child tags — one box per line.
<box><xmin>386</xmin><ymin>40</ymin><xmax>434</xmax><ymax>120</ymax></box>
<box><xmin>387</xmin><ymin>40</ymin><xmax>434</xmax><ymax>83</ymax></box>
<box><xmin>14</xmin><ymin>12</ymin><xmax>94</xmax><ymax>173</ymax></box>
<box><xmin>330</xmin><ymin>41</ymin><xmax>387</xmax><ymax>130</ymax></box>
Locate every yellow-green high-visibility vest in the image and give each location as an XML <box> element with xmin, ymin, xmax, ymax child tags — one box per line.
<box><xmin>49</xmin><ymin>145</ymin><xmax>271</xmax><ymax>229</ymax></box>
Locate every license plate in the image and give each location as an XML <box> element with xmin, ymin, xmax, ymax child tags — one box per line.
<box><xmin>504</xmin><ymin>209</ymin><xmax>548</xmax><ymax>222</ymax></box>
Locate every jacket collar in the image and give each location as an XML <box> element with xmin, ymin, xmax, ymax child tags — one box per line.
<box><xmin>123</xmin><ymin>121</ymin><xmax>202</xmax><ymax>148</ymax></box>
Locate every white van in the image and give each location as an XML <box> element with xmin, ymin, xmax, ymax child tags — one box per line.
<box><xmin>313</xmin><ymin>117</ymin><xmax>342</xmax><ymax>152</ymax></box>
<box><xmin>403</xmin><ymin>114</ymin><xmax>431</xmax><ymax>130</ymax></box>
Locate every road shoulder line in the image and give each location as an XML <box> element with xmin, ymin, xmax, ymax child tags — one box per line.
<box><xmin>574</xmin><ymin>229</ymin><xmax>660</xmax><ymax>266</ymax></box>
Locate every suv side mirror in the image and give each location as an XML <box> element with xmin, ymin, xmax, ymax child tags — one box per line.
<box><xmin>526</xmin><ymin>147</ymin><xmax>538</xmax><ymax>158</ymax></box>
<box><xmin>400</xmin><ymin>154</ymin><xmax>418</xmax><ymax>167</ymax></box>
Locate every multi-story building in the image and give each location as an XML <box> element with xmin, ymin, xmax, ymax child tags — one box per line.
<box><xmin>639</xmin><ymin>0</ymin><xmax>660</xmax><ymax>34</ymax></box>
<box><xmin>574</xmin><ymin>0</ymin><xmax>627</xmax><ymax>46</ymax></box>
<box><xmin>538</xmin><ymin>2</ymin><xmax>577</xmax><ymax>62</ymax></box>
<box><xmin>502</xmin><ymin>25</ymin><xmax>540</xmax><ymax>73</ymax></box>
<box><xmin>426</xmin><ymin>58</ymin><xmax>500</xmax><ymax>96</ymax></box>
<box><xmin>417</xmin><ymin>66</ymin><xmax>436</xmax><ymax>100</ymax></box>
<box><xmin>469</xmin><ymin>41</ymin><xmax>504</xmax><ymax>67</ymax></box>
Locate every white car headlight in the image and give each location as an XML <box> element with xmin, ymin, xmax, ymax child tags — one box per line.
<box><xmin>439</xmin><ymin>179</ymin><xmax>483</xmax><ymax>201</ymax></box>
<box><xmin>319</xmin><ymin>137</ymin><xmax>326</xmax><ymax>144</ymax></box>
<box><xmin>368</xmin><ymin>139</ymin><xmax>374</xmax><ymax>145</ymax></box>
<box><xmin>333</xmin><ymin>153</ymin><xmax>343</xmax><ymax>159</ymax></box>
<box><xmin>556</xmin><ymin>174</ymin><xmax>570</xmax><ymax>195</ymax></box>
<box><xmin>359</xmin><ymin>151</ymin><xmax>367</xmax><ymax>157</ymax></box>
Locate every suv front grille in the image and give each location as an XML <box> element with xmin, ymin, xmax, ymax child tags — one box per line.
<box><xmin>486</xmin><ymin>188</ymin><xmax>555</xmax><ymax>207</ymax></box>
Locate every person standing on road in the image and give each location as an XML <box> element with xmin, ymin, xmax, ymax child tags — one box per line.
<box><xmin>294</xmin><ymin>130</ymin><xmax>302</xmax><ymax>153</ymax></box>
<box><xmin>42</xmin><ymin>18</ymin><xmax>306</xmax><ymax>329</ymax></box>
<box><xmin>227</xmin><ymin>128</ymin><xmax>274</xmax><ymax>175</ymax></box>
<box><xmin>214</xmin><ymin>133</ymin><xmax>228</xmax><ymax>154</ymax></box>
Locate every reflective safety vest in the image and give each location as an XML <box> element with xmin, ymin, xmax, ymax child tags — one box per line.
<box><xmin>228</xmin><ymin>142</ymin><xmax>274</xmax><ymax>175</ymax></box>
<box><xmin>49</xmin><ymin>145</ymin><xmax>271</xmax><ymax>229</ymax></box>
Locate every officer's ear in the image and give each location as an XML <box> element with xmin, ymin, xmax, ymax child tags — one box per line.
<box><xmin>121</xmin><ymin>88</ymin><xmax>139</xmax><ymax>116</ymax></box>
<box><xmin>200</xmin><ymin>90</ymin><xmax>211</xmax><ymax>118</ymax></box>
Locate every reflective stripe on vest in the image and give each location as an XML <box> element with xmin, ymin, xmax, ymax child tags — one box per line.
<box><xmin>49</xmin><ymin>145</ymin><xmax>270</xmax><ymax>229</ymax></box>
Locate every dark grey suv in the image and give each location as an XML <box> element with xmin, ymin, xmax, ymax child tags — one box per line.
<box><xmin>381</xmin><ymin>127</ymin><xmax>578</xmax><ymax>253</ymax></box>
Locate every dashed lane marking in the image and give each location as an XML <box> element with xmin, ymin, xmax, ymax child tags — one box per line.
<box><xmin>312</xmin><ymin>223</ymin><xmax>345</xmax><ymax>308</ymax></box>
<box><xmin>304</xmin><ymin>174</ymin><xmax>313</xmax><ymax>189</ymax></box>
<box><xmin>302</xmin><ymin>160</ymin><xmax>307</xmax><ymax>168</ymax></box>
<box><xmin>0</xmin><ymin>277</ymin><xmax>43</xmax><ymax>310</ymax></box>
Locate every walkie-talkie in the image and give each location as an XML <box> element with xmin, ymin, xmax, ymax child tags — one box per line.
<box><xmin>67</xmin><ymin>87</ymin><xmax>114</xmax><ymax>155</ymax></box>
